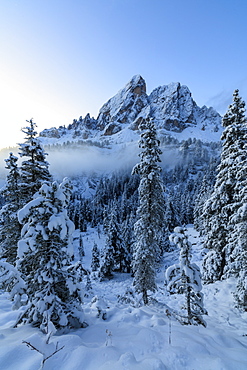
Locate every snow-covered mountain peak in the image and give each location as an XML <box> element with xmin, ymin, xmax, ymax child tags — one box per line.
<box><xmin>124</xmin><ymin>74</ymin><xmax>147</xmax><ymax>95</ymax></box>
<box><xmin>148</xmin><ymin>82</ymin><xmax>196</xmax><ymax>131</ymax></box>
<box><xmin>39</xmin><ymin>75</ymin><xmax>223</xmax><ymax>145</ymax></box>
<box><xmin>96</xmin><ymin>75</ymin><xmax>149</xmax><ymax>134</ymax></box>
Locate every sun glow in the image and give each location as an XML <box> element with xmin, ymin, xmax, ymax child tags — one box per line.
<box><xmin>0</xmin><ymin>67</ymin><xmax>74</xmax><ymax>150</ymax></box>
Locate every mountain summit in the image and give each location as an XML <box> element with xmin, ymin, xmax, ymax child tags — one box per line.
<box><xmin>40</xmin><ymin>76</ymin><xmax>222</xmax><ymax>143</ymax></box>
<box><xmin>97</xmin><ymin>75</ymin><xmax>148</xmax><ymax>135</ymax></box>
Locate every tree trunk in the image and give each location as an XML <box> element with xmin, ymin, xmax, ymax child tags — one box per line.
<box><xmin>143</xmin><ymin>289</ymin><xmax>148</xmax><ymax>305</ymax></box>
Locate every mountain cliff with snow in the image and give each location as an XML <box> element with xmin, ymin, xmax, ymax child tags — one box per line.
<box><xmin>39</xmin><ymin>75</ymin><xmax>222</xmax><ymax>146</ymax></box>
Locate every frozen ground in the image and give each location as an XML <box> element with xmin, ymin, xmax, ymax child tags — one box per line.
<box><xmin>0</xmin><ymin>226</ymin><xmax>247</xmax><ymax>370</ymax></box>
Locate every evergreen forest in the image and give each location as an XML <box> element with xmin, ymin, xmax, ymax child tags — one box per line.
<box><xmin>0</xmin><ymin>90</ymin><xmax>247</xmax><ymax>368</ymax></box>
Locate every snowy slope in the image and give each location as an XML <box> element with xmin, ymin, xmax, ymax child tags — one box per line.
<box><xmin>1</xmin><ymin>227</ymin><xmax>247</xmax><ymax>370</ymax></box>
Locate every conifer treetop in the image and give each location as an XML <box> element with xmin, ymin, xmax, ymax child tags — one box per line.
<box><xmin>222</xmin><ymin>90</ymin><xmax>247</xmax><ymax>128</ymax></box>
<box><xmin>133</xmin><ymin>117</ymin><xmax>162</xmax><ymax>177</ymax></box>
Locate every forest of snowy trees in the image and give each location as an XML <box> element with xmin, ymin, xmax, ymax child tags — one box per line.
<box><xmin>0</xmin><ymin>90</ymin><xmax>246</xmax><ymax>334</ymax></box>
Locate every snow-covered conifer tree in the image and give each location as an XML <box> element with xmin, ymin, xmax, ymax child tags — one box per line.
<box><xmin>132</xmin><ymin>118</ymin><xmax>165</xmax><ymax>304</ymax></box>
<box><xmin>193</xmin><ymin>161</ymin><xmax>217</xmax><ymax>235</ymax></box>
<box><xmin>235</xmin><ymin>257</ymin><xmax>247</xmax><ymax>311</ymax></box>
<box><xmin>99</xmin><ymin>240</ymin><xmax>114</xmax><ymax>280</ymax></box>
<box><xmin>72</xmin><ymin>229</ymin><xmax>84</xmax><ymax>261</ymax></box>
<box><xmin>0</xmin><ymin>153</ymin><xmax>21</xmax><ymax>264</ymax></box>
<box><xmin>100</xmin><ymin>202</ymin><xmax>128</xmax><ymax>278</ymax></box>
<box><xmin>0</xmin><ymin>153</ymin><xmax>24</xmax><ymax>297</ymax></box>
<box><xmin>15</xmin><ymin>178</ymin><xmax>85</xmax><ymax>332</ymax></box>
<box><xmin>164</xmin><ymin>195</ymin><xmax>180</xmax><ymax>232</ymax></box>
<box><xmin>166</xmin><ymin>227</ymin><xmax>207</xmax><ymax>326</ymax></box>
<box><xmin>91</xmin><ymin>242</ymin><xmax>100</xmax><ymax>272</ymax></box>
<box><xmin>234</xmin><ymin>237</ymin><xmax>247</xmax><ymax>311</ymax></box>
<box><xmin>232</xmin><ymin>166</ymin><xmax>247</xmax><ymax>310</ymax></box>
<box><xmin>78</xmin><ymin>233</ymin><xmax>85</xmax><ymax>259</ymax></box>
<box><xmin>202</xmin><ymin>90</ymin><xmax>247</xmax><ymax>282</ymax></box>
<box><xmin>122</xmin><ymin>212</ymin><xmax>135</xmax><ymax>273</ymax></box>
<box><xmin>18</xmin><ymin>119</ymin><xmax>52</xmax><ymax>205</ymax></box>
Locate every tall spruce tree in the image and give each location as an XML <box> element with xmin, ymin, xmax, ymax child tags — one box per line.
<box><xmin>0</xmin><ymin>154</ymin><xmax>26</xmax><ymax>301</ymax></box>
<box><xmin>18</xmin><ymin>119</ymin><xmax>52</xmax><ymax>205</ymax></box>
<box><xmin>15</xmin><ymin>178</ymin><xmax>85</xmax><ymax>332</ymax></box>
<box><xmin>132</xmin><ymin>118</ymin><xmax>165</xmax><ymax>304</ymax></box>
<box><xmin>0</xmin><ymin>153</ymin><xmax>21</xmax><ymax>264</ymax></box>
<box><xmin>202</xmin><ymin>90</ymin><xmax>247</xmax><ymax>283</ymax></box>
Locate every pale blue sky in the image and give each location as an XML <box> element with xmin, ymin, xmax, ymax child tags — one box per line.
<box><xmin>0</xmin><ymin>0</ymin><xmax>246</xmax><ymax>148</ymax></box>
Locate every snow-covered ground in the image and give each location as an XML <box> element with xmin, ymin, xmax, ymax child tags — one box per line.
<box><xmin>1</xmin><ymin>226</ymin><xmax>247</xmax><ymax>370</ymax></box>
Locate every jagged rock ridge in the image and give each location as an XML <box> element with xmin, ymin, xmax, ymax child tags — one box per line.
<box><xmin>39</xmin><ymin>75</ymin><xmax>222</xmax><ymax>141</ymax></box>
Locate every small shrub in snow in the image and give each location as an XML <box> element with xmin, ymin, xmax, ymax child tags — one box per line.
<box><xmin>105</xmin><ymin>329</ymin><xmax>113</xmax><ymax>346</ymax></box>
<box><xmin>117</xmin><ymin>287</ymin><xmax>138</xmax><ymax>306</ymax></box>
<box><xmin>23</xmin><ymin>329</ymin><xmax>64</xmax><ymax>369</ymax></box>
<box><xmin>90</xmin><ymin>295</ymin><xmax>108</xmax><ymax>320</ymax></box>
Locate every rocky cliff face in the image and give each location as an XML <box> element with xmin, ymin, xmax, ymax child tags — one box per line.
<box><xmin>149</xmin><ymin>83</ymin><xmax>197</xmax><ymax>132</ymax></box>
<box><xmin>39</xmin><ymin>75</ymin><xmax>222</xmax><ymax>142</ymax></box>
<box><xmin>96</xmin><ymin>75</ymin><xmax>149</xmax><ymax>135</ymax></box>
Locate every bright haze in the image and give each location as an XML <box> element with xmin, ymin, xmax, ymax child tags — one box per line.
<box><xmin>0</xmin><ymin>0</ymin><xmax>246</xmax><ymax>149</ymax></box>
